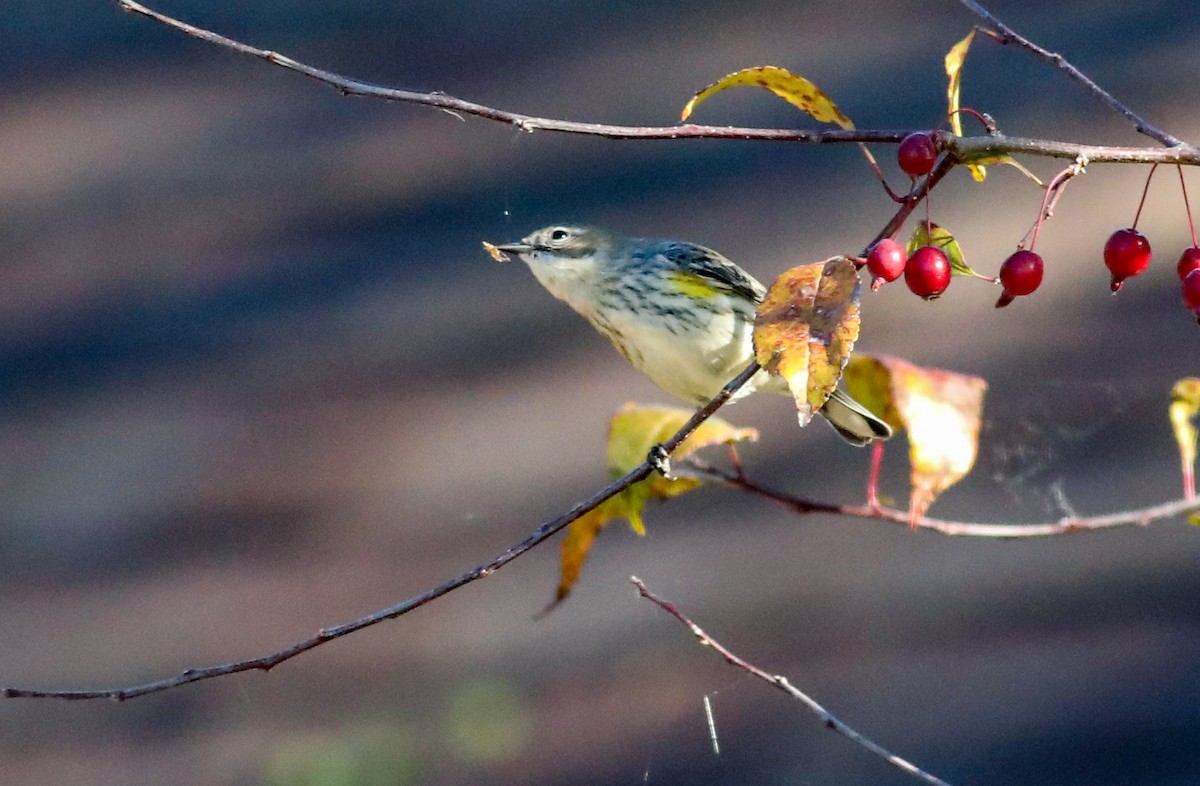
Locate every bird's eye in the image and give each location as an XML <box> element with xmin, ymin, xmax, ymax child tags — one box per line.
<box><xmin>550</xmin><ymin>228</ymin><xmax>571</xmax><ymax>242</ymax></box>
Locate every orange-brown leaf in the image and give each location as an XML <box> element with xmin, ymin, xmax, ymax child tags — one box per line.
<box><xmin>754</xmin><ymin>256</ymin><xmax>861</xmax><ymax>426</ymax></box>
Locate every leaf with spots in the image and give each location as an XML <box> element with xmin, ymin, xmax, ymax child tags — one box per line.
<box><xmin>550</xmin><ymin>405</ymin><xmax>757</xmax><ymax>607</ymax></box>
<box><xmin>753</xmin><ymin>256</ymin><xmax>861</xmax><ymax>427</ymax></box>
<box><xmin>682</xmin><ymin>66</ymin><xmax>855</xmax><ymax>129</ymax></box>
<box><xmin>845</xmin><ymin>355</ymin><xmax>987</xmax><ymax>524</ymax></box>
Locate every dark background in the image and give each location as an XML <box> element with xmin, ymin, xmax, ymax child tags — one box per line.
<box><xmin>2</xmin><ymin>1</ymin><xmax>1198</xmax><ymax>784</ymax></box>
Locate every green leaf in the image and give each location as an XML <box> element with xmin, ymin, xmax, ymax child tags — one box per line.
<box><xmin>906</xmin><ymin>220</ymin><xmax>993</xmax><ymax>280</ymax></box>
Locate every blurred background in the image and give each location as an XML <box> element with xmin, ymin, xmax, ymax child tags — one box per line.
<box><xmin>2</xmin><ymin>1</ymin><xmax>1199</xmax><ymax>784</ymax></box>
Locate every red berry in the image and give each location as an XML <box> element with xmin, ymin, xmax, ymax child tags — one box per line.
<box><xmin>1184</xmin><ymin>270</ymin><xmax>1200</xmax><ymax>318</ymax></box>
<box><xmin>1177</xmin><ymin>246</ymin><xmax>1200</xmax><ymax>280</ymax></box>
<box><xmin>995</xmin><ymin>249</ymin><xmax>1044</xmax><ymax>308</ymax></box>
<box><xmin>905</xmin><ymin>245</ymin><xmax>951</xmax><ymax>299</ymax></box>
<box><xmin>866</xmin><ymin>239</ymin><xmax>907</xmax><ymax>289</ymax></box>
<box><xmin>897</xmin><ymin>132</ymin><xmax>937</xmax><ymax>178</ymax></box>
<box><xmin>1103</xmin><ymin>228</ymin><xmax>1151</xmax><ymax>292</ymax></box>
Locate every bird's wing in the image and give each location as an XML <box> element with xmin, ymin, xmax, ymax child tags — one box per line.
<box><xmin>656</xmin><ymin>242</ymin><xmax>767</xmax><ymax>303</ymax></box>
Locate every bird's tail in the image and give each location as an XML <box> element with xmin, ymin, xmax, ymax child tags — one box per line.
<box><xmin>819</xmin><ymin>388</ymin><xmax>893</xmax><ymax>446</ymax></box>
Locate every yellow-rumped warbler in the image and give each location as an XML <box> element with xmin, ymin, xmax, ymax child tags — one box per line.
<box><xmin>495</xmin><ymin>225</ymin><xmax>892</xmax><ymax>446</ymax></box>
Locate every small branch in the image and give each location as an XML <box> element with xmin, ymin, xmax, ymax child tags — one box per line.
<box><xmin>632</xmin><ymin>577</ymin><xmax>956</xmax><ymax>786</ymax></box>
<box><xmin>681</xmin><ymin>460</ymin><xmax>1200</xmax><ymax>537</ymax></box>
<box><xmin>113</xmin><ymin>0</ymin><xmax>900</xmax><ymax>144</ymax></box>
<box><xmin>865</xmin><ymin>154</ymin><xmax>959</xmax><ymax>252</ymax></box>
<box><xmin>959</xmin><ymin>0</ymin><xmax>1187</xmax><ymax>149</ymax></box>
<box><xmin>947</xmin><ymin>135</ymin><xmax>1197</xmax><ymax>165</ymax></box>
<box><xmin>1022</xmin><ymin>155</ymin><xmax>1087</xmax><ymax>249</ymax></box>
<box><xmin>2</xmin><ymin>365</ymin><xmax>760</xmax><ymax>701</ymax></box>
<box><xmin>112</xmin><ymin>0</ymin><xmax>1199</xmax><ymax>165</ymax></box>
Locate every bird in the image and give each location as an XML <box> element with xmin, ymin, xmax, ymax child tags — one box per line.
<box><xmin>492</xmin><ymin>224</ymin><xmax>892</xmax><ymax>446</ymax></box>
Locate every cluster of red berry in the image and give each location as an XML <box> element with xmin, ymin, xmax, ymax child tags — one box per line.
<box><xmin>1105</xmin><ymin>229</ymin><xmax>1200</xmax><ymax>321</ymax></box>
<box><xmin>863</xmin><ymin>237</ymin><xmax>953</xmax><ymax>299</ymax></box>
<box><xmin>865</xmin><ymin>131</ymin><xmax>1200</xmax><ymax>320</ymax></box>
<box><xmin>862</xmin><ymin>132</ymin><xmax>960</xmax><ymax>300</ymax></box>
<box><xmin>1099</xmin><ymin>160</ymin><xmax>1200</xmax><ymax>321</ymax></box>
<box><xmin>866</xmin><ymin>242</ymin><xmax>1046</xmax><ymax>306</ymax></box>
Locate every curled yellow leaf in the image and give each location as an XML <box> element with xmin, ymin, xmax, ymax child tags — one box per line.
<box><xmin>944</xmin><ymin>30</ymin><xmax>987</xmax><ymax>182</ymax></box>
<box><xmin>845</xmin><ymin>355</ymin><xmax>987</xmax><ymax>524</ymax></box>
<box><xmin>682</xmin><ymin>66</ymin><xmax>855</xmax><ymax>129</ymax></box>
<box><xmin>753</xmin><ymin>257</ymin><xmax>861</xmax><ymax>427</ymax></box>
<box><xmin>1170</xmin><ymin>377</ymin><xmax>1200</xmax><ymax>499</ymax></box>
<box><xmin>944</xmin><ymin>30</ymin><xmax>1042</xmax><ymax>186</ymax></box>
<box><xmin>945</xmin><ymin>31</ymin><xmax>975</xmax><ymax>141</ymax></box>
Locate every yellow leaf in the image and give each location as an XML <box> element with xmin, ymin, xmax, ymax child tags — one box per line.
<box><xmin>906</xmin><ymin>220</ymin><xmax>991</xmax><ymax>280</ymax></box>
<box><xmin>945</xmin><ymin>31</ymin><xmax>974</xmax><ymax>139</ymax></box>
<box><xmin>943</xmin><ymin>32</ymin><xmax>1043</xmax><ymax>186</ymax></box>
<box><xmin>845</xmin><ymin>355</ymin><xmax>987</xmax><ymax>523</ymax></box>
<box><xmin>553</xmin><ymin>404</ymin><xmax>758</xmax><ymax>604</ymax></box>
<box><xmin>840</xmin><ymin>354</ymin><xmax>904</xmax><ymax>433</ymax></box>
<box><xmin>754</xmin><ymin>257</ymin><xmax>861</xmax><ymax>426</ymax></box>
<box><xmin>961</xmin><ymin>154</ymin><xmax>1045</xmax><ymax>186</ymax></box>
<box><xmin>1170</xmin><ymin>377</ymin><xmax>1200</xmax><ymax>499</ymax></box>
<box><xmin>944</xmin><ymin>30</ymin><xmax>986</xmax><ymax>181</ymax></box>
<box><xmin>682</xmin><ymin>66</ymin><xmax>855</xmax><ymax>129</ymax></box>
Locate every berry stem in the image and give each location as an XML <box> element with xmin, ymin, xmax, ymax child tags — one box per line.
<box><xmin>948</xmin><ymin>106</ymin><xmax>998</xmax><ymax>134</ymax></box>
<box><xmin>1179</xmin><ymin>164</ymin><xmax>1199</xmax><ymax>248</ymax></box>
<box><xmin>1132</xmin><ymin>163</ymin><xmax>1160</xmax><ymax>230</ymax></box>
<box><xmin>1025</xmin><ymin>159</ymin><xmax>1085</xmax><ymax>250</ymax></box>
<box><xmin>857</xmin><ymin>143</ymin><xmax>907</xmax><ymax>203</ymax></box>
<box><xmin>866</xmin><ymin>441</ymin><xmax>885</xmax><ymax>512</ymax></box>
<box><xmin>1183</xmin><ymin>453</ymin><xmax>1196</xmax><ymax>500</ymax></box>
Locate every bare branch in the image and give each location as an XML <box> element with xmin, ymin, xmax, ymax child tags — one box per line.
<box><xmin>958</xmin><ymin>0</ymin><xmax>1186</xmax><ymax>149</ymax></box>
<box><xmin>632</xmin><ymin>577</ymin><xmax>956</xmax><ymax>786</ymax></box>
<box><xmin>681</xmin><ymin>460</ymin><xmax>1200</xmax><ymax>537</ymax></box>
<box><xmin>1</xmin><ymin>365</ymin><xmax>760</xmax><ymax>701</ymax></box>
<box><xmin>112</xmin><ymin>0</ymin><xmax>1199</xmax><ymax>165</ymax></box>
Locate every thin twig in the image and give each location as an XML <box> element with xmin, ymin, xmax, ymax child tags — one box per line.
<box><xmin>680</xmin><ymin>460</ymin><xmax>1200</xmax><ymax>537</ymax></box>
<box><xmin>632</xmin><ymin>577</ymin><xmax>956</xmax><ymax>786</ymax></box>
<box><xmin>959</xmin><ymin>0</ymin><xmax>1186</xmax><ymax>149</ymax></box>
<box><xmin>0</xmin><ymin>365</ymin><xmax>760</xmax><ymax>701</ymax></box>
<box><xmin>1022</xmin><ymin>155</ymin><xmax>1087</xmax><ymax>249</ymax></box>
<box><xmin>112</xmin><ymin>0</ymin><xmax>1199</xmax><ymax>165</ymax></box>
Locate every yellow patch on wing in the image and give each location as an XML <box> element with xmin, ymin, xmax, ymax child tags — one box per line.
<box><xmin>669</xmin><ymin>271</ymin><xmax>722</xmax><ymax>299</ymax></box>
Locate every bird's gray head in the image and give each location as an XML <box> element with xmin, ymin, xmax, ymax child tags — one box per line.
<box><xmin>496</xmin><ymin>225</ymin><xmax>616</xmax><ymax>261</ymax></box>
<box><xmin>495</xmin><ymin>225</ymin><xmax>621</xmax><ymax>311</ymax></box>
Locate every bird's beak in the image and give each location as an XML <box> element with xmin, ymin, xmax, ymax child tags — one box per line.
<box><xmin>494</xmin><ymin>242</ymin><xmax>533</xmax><ymax>254</ymax></box>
